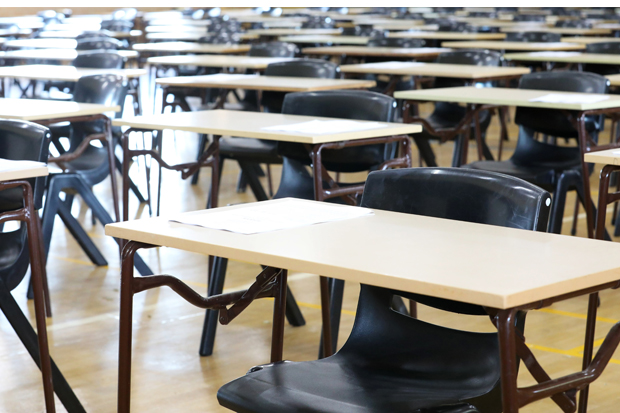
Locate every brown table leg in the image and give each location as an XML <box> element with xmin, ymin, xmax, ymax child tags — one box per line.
<box><xmin>497</xmin><ymin>308</ymin><xmax>520</xmax><ymax>413</ymax></box>
<box><xmin>319</xmin><ymin>276</ymin><xmax>333</xmax><ymax>358</ymax></box>
<box><xmin>271</xmin><ymin>270</ymin><xmax>288</xmax><ymax>363</ymax></box>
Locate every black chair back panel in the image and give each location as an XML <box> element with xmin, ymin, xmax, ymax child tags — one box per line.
<box><xmin>73</xmin><ymin>51</ymin><xmax>125</xmax><ymax>69</ymax></box>
<box><xmin>262</xmin><ymin>59</ymin><xmax>339</xmax><ymax>113</ymax></box>
<box><xmin>510</xmin><ymin>127</ymin><xmax>581</xmax><ymax>170</ymax></box>
<box><xmin>76</xmin><ymin>37</ymin><xmax>125</xmax><ymax>50</ymax></box>
<box><xmin>367</xmin><ymin>37</ymin><xmax>425</xmax><ymax>48</ymax></box>
<box><xmin>584</xmin><ymin>43</ymin><xmax>620</xmax><ymax>75</ymax></box>
<box><xmin>359</xmin><ymin>168</ymin><xmax>551</xmax><ymax>314</ymax></box>
<box><xmin>249</xmin><ymin>42</ymin><xmax>297</xmax><ymax>57</ymax></box>
<box><xmin>515</xmin><ymin>71</ymin><xmax>608</xmax><ymax>138</ymax></box>
<box><xmin>278</xmin><ymin>90</ymin><xmax>397</xmax><ymax>172</ymax></box>
<box><xmin>505</xmin><ymin>32</ymin><xmax>561</xmax><ymax>42</ymax></box>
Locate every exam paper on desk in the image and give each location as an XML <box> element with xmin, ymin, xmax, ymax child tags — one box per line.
<box><xmin>529</xmin><ymin>93</ymin><xmax>610</xmax><ymax>104</ymax></box>
<box><xmin>261</xmin><ymin>119</ymin><xmax>385</xmax><ymax>135</ymax></box>
<box><xmin>170</xmin><ymin>198</ymin><xmax>374</xmax><ymax>235</ymax></box>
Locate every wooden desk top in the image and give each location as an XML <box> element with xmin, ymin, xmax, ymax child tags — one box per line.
<box><xmin>340</xmin><ymin>62</ymin><xmax>530</xmax><ymax>79</ymax></box>
<box><xmin>0</xmin><ymin>160</ymin><xmax>48</xmax><ymax>182</ymax></box>
<box><xmin>0</xmin><ymin>98</ymin><xmax>120</xmax><ymax>121</ymax></box>
<box><xmin>112</xmin><ymin>109</ymin><xmax>421</xmax><ymax>144</ymax></box>
<box><xmin>394</xmin><ymin>86</ymin><xmax>620</xmax><ymax>111</ymax></box>
<box><xmin>145</xmin><ymin>25</ymin><xmax>208</xmax><ymax>33</ymax></box>
<box><xmin>248</xmin><ymin>28</ymin><xmax>343</xmax><ymax>36</ymax></box>
<box><xmin>302</xmin><ymin>46</ymin><xmax>452</xmax><ymax>58</ymax></box>
<box><xmin>0</xmin><ymin>29</ymin><xmax>30</xmax><ymax>37</ymax></box>
<box><xmin>277</xmin><ymin>35</ymin><xmax>370</xmax><ymax>45</ymax></box>
<box><xmin>147</xmin><ymin>55</ymin><xmax>298</xmax><ymax>69</ymax></box>
<box><xmin>606</xmin><ymin>74</ymin><xmax>620</xmax><ymax>86</ymax></box>
<box><xmin>0</xmin><ymin>49</ymin><xmax>139</xmax><ymax>62</ymax></box>
<box><xmin>584</xmin><ymin>148</ymin><xmax>620</xmax><ymax>164</ymax></box>
<box><xmin>105</xmin><ymin>198</ymin><xmax>620</xmax><ymax>309</ymax></box>
<box><xmin>560</xmin><ymin>36</ymin><xmax>620</xmax><ymax>44</ymax></box>
<box><xmin>132</xmin><ymin>42</ymin><xmax>251</xmax><ymax>54</ymax></box>
<box><xmin>0</xmin><ymin>65</ymin><xmax>147</xmax><ymax>81</ymax></box>
<box><xmin>373</xmin><ymin>23</ymin><xmax>439</xmax><ymax>31</ymax></box>
<box><xmin>505</xmin><ymin>51</ymin><xmax>620</xmax><ymax>65</ymax></box>
<box><xmin>4</xmin><ymin>38</ymin><xmax>78</xmax><ymax>49</ymax></box>
<box><xmin>389</xmin><ymin>31</ymin><xmax>506</xmax><ymax>40</ymax></box>
<box><xmin>156</xmin><ymin>74</ymin><xmax>376</xmax><ymax>92</ymax></box>
<box><xmin>441</xmin><ymin>40</ymin><xmax>586</xmax><ymax>51</ymax></box>
<box><xmin>501</xmin><ymin>27</ymin><xmax>612</xmax><ymax>35</ymax></box>
<box><xmin>147</xmin><ymin>19</ymin><xmax>210</xmax><ymax>27</ymax></box>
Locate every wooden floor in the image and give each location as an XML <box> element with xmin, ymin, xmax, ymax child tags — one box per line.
<box><xmin>3</xmin><ymin>96</ymin><xmax>620</xmax><ymax>412</ymax></box>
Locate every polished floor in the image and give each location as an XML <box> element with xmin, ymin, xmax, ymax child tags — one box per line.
<box><xmin>2</xmin><ymin>93</ymin><xmax>620</xmax><ymax>412</ymax></box>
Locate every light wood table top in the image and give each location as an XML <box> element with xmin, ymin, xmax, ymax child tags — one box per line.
<box><xmin>0</xmin><ymin>65</ymin><xmax>147</xmax><ymax>81</ymax></box>
<box><xmin>145</xmin><ymin>25</ymin><xmax>208</xmax><ymax>33</ymax></box>
<box><xmin>341</xmin><ymin>62</ymin><xmax>530</xmax><ymax>79</ymax></box>
<box><xmin>0</xmin><ymin>98</ymin><xmax>120</xmax><ymax>121</ymax></box>
<box><xmin>146</xmin><ymin>32</ymin><xmax>258</xmax><ymax>42</ymax></box>
<box><xmin>0</xmin><ymin>160</ymin><xmax>48</xmax><ymax>182</ymax></box>
<box><xmin>302</xmin><ymin>46</ymin><xmax>452</xmax><ymax>59</ymax></box>
<box><xmin>606</xmin><ymin>74</ymin><xmax>620</xmax><ymax>86</ymax></box>
<box><xmin>501</xmin><ymin>27</ymin><xmax>612</xmax><ymax>35</ymax></box>
<box><xmin>0</xmin><ymin>29</ymin><xmax>31</xmax><ymax>37</ymax></box>
<box><xmin>37</xmin><ymin>29</ymin><xmax>143</xmax><ymax>39</ymax></box>
<box><xmin>594</xmin><ymin>23</ymin><xmax>620</xmax><ymax>30</ymax></box>
<box><xmin>156</xmin><ymin>74</ymin><xmax>376</xmax><ymax>92</ymax></box>
<box><xmin>112</xmin><ymin>109</ymin><xmax>421</xmax><ymax>144</ymax></box>
<box><xmin>132</xmin><ymin>42</ymin><xmax>251</xmax><ymax>54</ymax></box>
<box><xmin>248</xmin><ymin>28</ymin><xmax>343</xmax><ymax>36</ymax></box>
<box><xmin>4</xmin><ymin>38</ymin><xmax>78</xmax><ymax>49</ymax></box>
<box><xmin>278</xmin><ymin>35</ymin><xmax>370</xmax><ymax>45</ymax></box>
<box><xmin>147</xmin><ymin>55</ymin><xmax>298</xmax><ymax>69</ymax></box>
<box><xmin>105</xmin><ymin>198</ymin><xmax>620</xmax><ymax>309</ymax></box>
<box><xmin>504</xmin><ymin>51</ymin><xmax>620</xmax><ymax>65</ymax></box>
<box><xmin>561</xmin><ymin>36</ymin><xmax>620</xmax><ymax>44</ymax></box>
<box><xmin>441</xmin><ymin>40</ymin><xmax>586</xmax><ymax>51</ymax></box>
<box><xmin>0</xmin><ymin>49</ymin><xmax>139</xmax><ymax>62</ymax></box>
<box><xmin>394</xmin><ymin>86</ymin><xmax>620</xmax><ymax>111</ymax></box>
<box><xmin>147</xmin><ymin>19</ymin><xmax>210</xmax><ymax>27</ymax></box>
<box><xmin>585</xmin><ymin>148</ymin><xmax>620</xmax><ymax>164</ymax></box>
<box><xmin>373</xmin><ymin>23</ymin><xmax>439</xmax><ymax>31</ymax></box>
<box><xmin>390</xmin><ymin>31</ymin><xmax>506</xmax><ymax>40</ymax></box>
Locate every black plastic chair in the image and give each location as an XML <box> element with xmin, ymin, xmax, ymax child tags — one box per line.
<box><xmin>0</xmin><ymin>120</ymin><xmax>85</xmax><ymax>412</ymax></box>
<box><xmin>42</xmin><ymin>75</ymin><xmax>151</xmax><ymax>279</ymax></box>
<box><xmin>207</xmin><ymin>60</ymin><xmax>339</xmax><ymax>201</ymax></box>
<box><xmin>366</xmin><ymin>37</ymin><xmax>425</xmax><ymax>48</ymax></box>
<box><xmin>584</xmin><ymin>42</ymin><xmax>620</xmax><ymax>77</ymax></box>
<box><xmin>76</xmin><ymin>37</ymin><xmax>125</xmax><ymax>50</ymax></box>
<box><xmin>100</xmin><ymin>19</ymin><xmax>134</xmax><ymax>32</ymax></box>
<box><xmin>341</xmin><ymin>25</ymin><xmax>385</xmax><ymax>37</ymax></box>
<box><xmin>513</xmin><ymin>14</ymin><xmax>547</xmax><ymax>22</ymax></box>
<box><xmin>465</xmin><ymin>71</ymin><xmax>608</xmax><ymax>234</ymax></box>
<box><xmin>555</xmin><ymin>19</ymin><xmax>592</xmax><ymax>28</ymax></box>
<box><xmin>73</xmin><ymin>51</ymin><xmax>125</xmax><ymax>69</ymax></box>
<box><xmin>505</xmin><ymin>31</ymin><xmax>562</xmax><ymax>42</ymax></box>
<box><xmin>411</xmin><ymin>49</ymin><xmax>502</xmax><ymax>167</ymax></box>
<box><xmin>218</xmin><ymin>167</ymin><xmax>551</xmax><ymax>413</ymax></box>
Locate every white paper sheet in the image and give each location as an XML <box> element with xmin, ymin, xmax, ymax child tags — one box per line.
<box><xmin>529</xmin><ymin>93</ymin><xmax>610</xmax><ymax>104</ymax></box>
<box><xmin>0</xmin><ymin>159</ymin><xmax>46</xmax><ymax>172</ymax></box>
<box><xmin>261</xmin><ymin>119</ymin><xmax>385</xmax><ymax>135</ymax></box>
<box><xmin>365</xmin><ymin>61</ymin><xmax>424</xmax><ymax>68</ymax></box>
<box><xmin>169</xmin><ymin>198</ymin><xmax>374</xmax><ymax>235</ymax></box>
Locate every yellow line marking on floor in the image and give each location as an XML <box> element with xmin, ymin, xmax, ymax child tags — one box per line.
<box><xmin>48</xmin><ymin>254</ymin><xmax>110</xmax><ymax>268</ymax></box>
<box><xmin>537</xmin><ymin>308</ymin><xmax>619</xmax><ymax>324</ymax></box>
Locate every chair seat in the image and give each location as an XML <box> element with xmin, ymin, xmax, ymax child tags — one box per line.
<box><xmin>219</xmin><ymin>137</ymin><xmax>282</xmax><ymax>164</ymax></box>
<box><xmin>218</xmin><ymin>359</ymin><xmax>484</xmax><ymax>413</ymax></box>
<box><xmin>0</xmin><ymin>188</ymin><xmax>25</xmax><ymax>212</ymax></box>
<box><xmin>416</xmin><ymin>108</ymin><xmax>492</xmax><ymax>143</ymax></box>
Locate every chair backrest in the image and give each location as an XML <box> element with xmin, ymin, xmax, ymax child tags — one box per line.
<box><xmin>70</xmin><ymin>74</ymin><xmax>128</xmax><ymax>149</ymax></box>
<box><xmin>277</xmin><ymin>90</ymin><xmax>397</xmax><ymax>173</ymax></box>
<box><xmin>555</xmin><ymin>19</ymin><xmax>592</xmax><ymax>28</ymax></box>
<box><xmin>513</xmin><ymin>14</ymin><xmax>546</xmax><ymax>22</ymax></box>
<box><xmin>198</xmin><ymin>32</ymin><xmax>239</xmax><ymax>44</ymax></box>
<box><xmin>73</xmin><ymin>51</ymin><xmax>125</xmax><ymax>69</ymax></box>
<box><xmin>0</xmin><ymin>120</ymin><xmax>51</xmax><ymax>291</ymax></box>
<box><xmin>515</xmin><ymin>71</ymin><xmax>609</xmax><ymax>138</ymax></box>
<box><xmin>76</xmin><ymin>37</ymin><xmax>124</xmax><ymax>50</ymax></box>
<box><xmin>262</xmin><ymin>59</ymin><xmax>338</xmax><ymax>113</ymax></box>
<box><xmin>359</xmin><ymin>167</ymin><xmax>551</xmax><ymax>314</ymax></box>
<box><xmin>249</xmin><ymin>42</ymin><xmax>297</xmax><ymax>57</ymax></box>
<box><xmin>585</xmin><ymin>41</ymin><xmax>620</xmax><ymax>54</ymax></box>
<box><xmin>505</xmin><ymin>31</ymin><xmax>562</xmax><ymax>42</ymax></box>
<box><xmin>366</xmin><ymin>37</ymin><xmax>425</xmax><ymax>48</ymax></box>
<box><xmin>100</xmin><ymin>19</ymin><xmax>134</xmax><ymax>32</ymax></box>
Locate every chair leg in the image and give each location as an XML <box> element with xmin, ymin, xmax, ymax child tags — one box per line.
<box><xmin>237</xmin><ymin>161</ymin><xmax>269</xmax><ymax>202</ymax></box>
<box><xmin>571</xmin><ymin>196</ymin><xmax>580</xmax><ymax>236</ymax></box>
<box><xmin>0</xmin><ymin>283</ymin><xmax>86</xmax><ymax>413</ymax></box>
<box><xmin>412</xmin><ymin>136</ymin><xmax>437</xmax><ymax>167</ymax></box>
<box><xmin>285</xmin><ymin>286</ymin><xmax>305</xmax><ymax>327</ymax></box>
<box><xmin>206</xmin><ymin>159</ymin><xmax>225</xmax><ymax>210</ymax></box>
<box><xmin>199</xmin><ymin>256</ymin><xmax>228</xmax><ymax>357</ymax></box>
<box><xmin>548</xmin><ymin>175</ymin><xmax>570</xmax><ymax>234</ymax></box>
<box><xmin>318</xmin><ymin>278</ymin><xmax>344</xmax><ymax>358</ymax></box>
<box><xmin>114</xmin><ymin>154</ymin><xmax>146</xmax><ymax>204</ymax></box>
<box><xmin>191</xmin><ymin>134</ymin><xmax>209</xmax><ymax>185</ymax></box>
